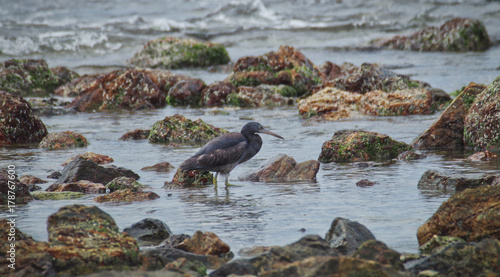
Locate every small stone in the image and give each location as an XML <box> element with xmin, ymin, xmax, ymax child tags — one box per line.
<box><xmin>141</xmin><ymin>162</ymin><xmax>175</xmax><ymax>172</ymax></box>
<box><xmin>356</xmin><ymin>179</ymin><xmax>376</xmax><ymax>187</ymax></box>
<box><xmin>123</xmin><ymin>218</ymin><xmax>172</xmax><ymax>246</ymax></box>
<box><xmin>467</xmin><ymin>150</ymin><xmax>498</xmax><ymax>161</ymax></box>
<box><xmin>175</xmin><ymin>231</ymin><xmax>230</xmax><ymax>256</ymax></box>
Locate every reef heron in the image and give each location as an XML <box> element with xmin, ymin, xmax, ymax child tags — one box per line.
<box><xmin>179</xmin><ymin>122</ymin><xmax>284</xmax><ymax>187</ymax></box>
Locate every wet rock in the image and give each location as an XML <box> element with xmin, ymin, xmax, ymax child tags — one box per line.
<box><xmin>418</xmin><ymin>235</ymin><xmax>466</xmax><ymax>254</ymax></box>
<box><xmin>0</xmin><ymin>219</ymin><xmax>54</xmax><ymax>277</ymax></box>
<box><xmin>164</xmin><ymin>258</ymin><xmax>207</xmax><ymax>277</ymax></box>
<box><xmin>106</xmin><ymin>177</ymin><xmax>145</xmax><ymax>192</ymax></box>
<box><xmin>50</xmin><ymin>66</ymin><xmax>80</xmax><ymax>87</ymax></box>
<box><xmin>240</xmin><ymin>154</ymin><xmax>319</xmax><ymax>182</ymax></box>
<box><xmin>142</xmin><ymin>247</ymin><xmax>230</xmax><ymax>271</ymax></box>
<box><xmin>408</xmin><ymin>238</ymin><xmax>500</xmax><ymax>277</ymax></box>
<box><xmin>63</xmin><ymin>151</ymin><xmax>114</xmax><ymax>165</ymax></box>
<box><xmin>159</xmin><ymin>234</ymin><xmax>193</xmax><ymax>249</ymax></box>
<box><xmin>28</xmin><ymin>97</ymin><xmax>73</xmax><ymax>116</ymax></box>
<box><xmin>141</xmin><ymin>162</ymin><xmax>175</xmax><ymax>172</ymax></box>
<box><xmin>356</xmin><ymin>179</ymin><xmax>376</xmax><ymax>187</ymax></box>
<box><xmin>66</xmin><ymin>69</ymin><xmax>166</xmax><ymax>112</ymax></box>
<box><xmin>464</xmin><ymin>76</ymin><xmax>500</xmax><ymax>150</ymax></box>
<box><xmin>397</xmin><ymin>150</ymin><xmax>426</xmax><ymax>161</ymax></box>
<box><xmin>417</xmin><ymin>170</ymin><xmax>497</xmax><ymax>192</ymax></box>
<box><xmin>176</xmin><ymin>231</ymin><xmax>230</xmax><ymax>256</ymax></box>
<box><xmin>352</xmin><ymin>240</ymin><xmax>404</xmax><ymax>271</ymax></box>
<box><xmin>467</xmin><ymin>150</ymin><xmax>499</xmax><ymax>161</ymax></box>
<box><xmin>54</xmin><ymin>73</ymin><xmax>101</xmax><ymax>97</ymax></box>
<box><xmin>0</xmin><ymin>59</ymin><xmax>60</xmax><ymax>96</ymax></box>
<box><xmin>166</xmin><ymin>169</ymin><xmax>214</xmax><ymax>188</ymax></box>
<box><xmin>167</xmin><ymin>78</ymin><xmax>206</xmax><ymax>106</ymax></box>
<box><xmin>298</xmin><ymin>63</ymin><xmax>450</xmax><ymax>120</ymax></box>
<box><xmin>124</xmin><ymin>218</ymin><xmax>172</xmax><ymax>247</ymax></box>
<box><xmin>19</xmin><ymin>175</ymin><xmax>47</xmax><ymax>185</ymax></box>
<box><xmin>0</xmin><ymin>91</ymin><xmax>48</xmax><ymax>144</ymax></box>
<box><xmin>39</xmin><ymin>131</ymin><xmax>89</xmax><ymax>150</ymax></box>
<box><xmin>325</xmin><ymin>217</ymin><xmax>376</xmax><ymax>255</ymax></box>
<box><xmin>31</xmin><ymin>191</ymin><xmax>85</xmax><ymax>200</ymax></box>
<box><xmin>46</xmin><ymin>180</ymin><xmax>106</xmax><ymax>194</ymax></box>
<box><xmin>225</xmin><ymin>85</ymin><xmax>292</xmax><ymax>107</ymax></box>
<box><xmin>120</xmin><ymin>129</ymin><xmax>151</xmax><ymax>140</ymax></box>
<box><xmin>0</xmin><ymin>169</ymin><xmax>33</xmax><ymax>204</ymax></box>
<box><xmin>226</xmin><ymin>45</ymin><xmax>322</xmax><ymax>97</ymax></box>
<box><xmin>149</xmin><ymin>114</ymin><xmax>227</xmax><ymax>143</ymax></box>
<box><xmin>417</xmin><ymin>185</ymin><xmax>500</xmax><ymax>246</ymax></box>
<box><xmin>47</xmin><ymin>205</ymin><xmax>140</xmax><ymax>275</ymax></box>
<box><xmin>129</xmin><ymin>36</ymin><xmax>230</xmax><ymax>69</ymax></box>
<box><xmin>318</xmin><ymin>130</ymin><xmax>412</xmax><ymax>163</ymax></box>
<box><xmin>412</xmin><ymin>82</ymin><xmax>486</xmax><ymax>150</ymax></box>
<box><xmin>201</xmin><ymin>81</ymin><xmax>237</xmax><ymax>106</ymax></box>
<box><xmin>47</xmin><ymin>171</ymin><xmax>62</xmax><ymax>179</ymax></box>
<box><xmin>369</xmin><ymin>18</ymin><xmax>491</xmax><ymax>52</ymax></box>
<box><xmin>55</xmin><ymin>157</ymin><xmax>140</xmax><ymax>185</ymax></box>
<box><xmin>94</xmin><ymin>189</ymin><xmax>160</xmax><ymax>203</ymax></box>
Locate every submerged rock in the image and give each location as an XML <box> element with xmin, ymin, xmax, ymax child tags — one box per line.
<box><xmin>119</xmin><ymin>129</ymin><xmax>151</xmax><ymax>141</ymax></box>
<box><xmin>141</xmin><ymin>162</ymin><xmax>175</xmax><ymax>172</ymax></box>
<box><xmin>464</xmin><ymin>75</ymin><xmax>500</xmax><ymax>150</ymax></box>
<box><xmin>412</xmin><ymin>82</ymin><xmax>486</xmax><ymax>150</ymax></box>
<box><xmin>94</xmin><ymin>189</ymin><xmax>160</xmax><ymax>203</ymax></box>
<box><xmin>54</xmin><ymin>157</ymin><xmax>139</xmax><ymax>185</ymax></box>
<box><xmin>325</xmin><ymin>217</ymin><xmax>376</xmax><ymax>255</ymax></box>
<box><xmin>123</xmin><ymin>218</ymin><xmax>172</xmax><ymax>247</ymax></box>
<box><xmin>318</xmin><ymin>130</ymin><xmax>412</xmax><ymax>163</ymax></box>
<box><xmin>417</xmin><ymin>185</ymin><xmax>500</xmax><ymax>246</ymax></box>
<box><xmin>0</xmin><ymin>91</ymin><xmax>48</xmax><ymax>144</ymax></box>
<box><xmin>39</xmin><ymin>131</ymin><xmax>88</xmax><ymax>150</ymax></box>
<box><xmin>166</xmin><ymin>169</ymin><xmax>214</xmax><ymax>188</ymax></box>
<box><xmin>240</xmin><ymin>154</ymin><xmax>319</xmax><ymax>182</ymax></box>
<box><xmin>417</xmin><ymin>170</ymin><xmax>497</xmax><ymax>192</ymax></box>
<box><xmin>0</xmin><ymin>169</ymin><xmax>33</xmax><ymax>204</ymax></box>
<box><xmin>148</xmin><ymin>114</ymin><xmax>227</xmax><ymax>144</ymax></box>
<box><xmin>467</xmin><ymin>150</ymin><xmax>499</xmax><ymax>161</ymax></box>
<box><xmin>409</xmin><ymin>238</ymin><xmax>500</xmax><ymax>277</ymax></box>
<box><xmin>0</xmin><ymin>59</ymin><xmax>60</xmax><ymax>96</ymax></box>
<box><xmin>369</xmin><ymin>18</ymin><xmax>491</xmax><ymax>52</ymax></box>
<box><xmin>47</xmin><ymin>205</ymin><xmax>140</xmax><ymax>275</ymax></box>
<box><xmin>226</xmin><ymin>45</ymin><xmax>322</xmax><ymax>97</ymax></box>
<box><xmin>31</xmin><ymin>191</ymin><xmax>86</xmax><ymax>200</ymax></box>
<box><xmin>129</xmin><ymin>36</ymin><xmax>230</xmax><ymax>69</ymax></box>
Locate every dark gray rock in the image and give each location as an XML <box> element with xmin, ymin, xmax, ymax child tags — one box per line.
<box><xmin>325</xmin><ymin>217</ymin><xmax>376</xmax><ymax>255</ymax></box>
<box><xmin>123</xmin><ymin>218</ymin><xmax>172</xmax><ymax>246</ymax></box>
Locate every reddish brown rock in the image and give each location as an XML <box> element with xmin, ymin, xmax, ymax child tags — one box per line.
<box><xmin>119</xmin><ymin>129</ymin><xmax>151</xmax><ymax>140</ymax></box>
<box><xmin>241</xmin><ymin>154</ymin><xmax>320</xmax><ymax>182</ymax></box>
<box><xmin>467</xmin><ymin>150</ymin><xmax>499</xmax><ymax>161</ymax></box>
<box><xmin>417</xmin><ymin>185</ymin><xmax>500</xmax><ymax>245</ymax></box>
<box><xmin>141</xmin><ymin>162</ymin><xmax>175</xmax><ymax>172</ymax></box>
<box><xmin>0</xmin><ymin>91</ymin><xmax>48</xmax><ymax>144</ymax></box>
<box><xmin>46</xmin><ymin>180</ymin><xmax>106</xmax><ymax>194</ymax></box>
<box><xmin>175</xmin><ymin>231</ymin><xmax>230</xmax><ymax>256</ymax></box>
<box><xmin>201</xmin><ymin>81</ymin><xmax>237</xmax><ymax>106</ymax></box>
<box><xmin>66</xmin><ymin>69</ymin><xmax>166</xmax><ymax>112</ymax></box>
<box><xmin>167</xmin><ymin>78</ymin><xmax>206</xmax><ymax>106</ymax></box>
<box><xmin>63</xmin><ymin>152</ymin><xmax>114</xmax><ymax>165</ymax></box>
<box><xmin>227</xmin><ymin>85</ymin><xmax>292</xmax><ymax>107</ymax></box>
<box><xmin>19</xmin><ymin>175</ymin><xmax>47</xmax><ymax>185</ymax></box>
<box><xmin>94</xmin><ymin>189</ymin><xmax>159</xmax><ymax>202</ymax></box>
<box><xmin>369</xmin><ymin>18</ymin><xmax>491</xmax><ymax>52</ymax></box>
<box><xmin>39</xmin><ymin>131</ymin><xmax>88</xmax><ymax>150</ymax></box>
<box><xmin>356</xmin><ymin>179</ymin><xmax>376</xmax><ymax>187</ymax></box>
<box><xmin>413</xmin><ymin>82</ymin><xmax>486</xmax><ymax>149</ymax></box>
<box><xmin>54</xmin><ymin>73</ymin><xmax>101</xmax><ymax>97</ymax></box>
<box><xmin>0</xmin><ymin>169</ymin><xmax>33</xmax><ymax>205</ymax></box>
<box><xmin>50</xmin><ymin>66</ymin><xmax>79</xmax><ymax>88</ymax></box>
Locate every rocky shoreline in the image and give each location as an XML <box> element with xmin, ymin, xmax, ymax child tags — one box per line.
<box><xmin>1</xmin><ymin>17</ymin><xmax>500</xmax><ymax>276</ymax></box>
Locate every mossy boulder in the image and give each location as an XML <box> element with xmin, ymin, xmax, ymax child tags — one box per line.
<box><xmin>148</xmin><ymin>114</ymin><xmax>227</xmax><ymax>144</ymax></box>
<box><xmin>0</xmin><ymin>91</ymin><xmax>48</xmax><ymax>144</ymax></box>
<box><xmin>369</xmin><ymin>17</ymin><xmax>491</xmax><ymax>52</ymax></box>
<box><xmin>106</xmin><ymin>177</ymin><xmax>145</xmax><ymax>192</ymax></box>
<box><xmin>31</xmin><ymin>191</ymin><xmax>86</xmax><ymax>200</ymax></box>
<box><xmin>318</xmin><ymin>130</ymin><xmax>413</xmax><ymax>163</ymax></box>
<box><xmin>226</xmin><ymin>45</ymin><xmax>322</xmax><ymax>97</ymax></box>
<box><xmin>0</xmin><ymin>59</ymin><xmax>60</xmax><ymax>96</ymax></box>
<box><xmin>464</xmin><ymin>76</ymin><xmax>500</xmax><ymax>150</ymax></box>
<box><xmin>129</xmin><ymin>36</ymin><xmax>230</xmax><ymax>69</ymax></box>
<box><xmin>47</xmin><ymin>205</ymin><xmax>140</xmax><ymax>275</ymax></box>
<box><xmin>39</xmin><ymin>131</ymin><xmax>88</xmax><ymax>150</ymax></box>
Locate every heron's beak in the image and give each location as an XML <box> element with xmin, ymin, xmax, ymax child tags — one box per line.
<box><xmin>260</xmin><ymin>128</ymin><xmax>284</xmax><ymax>140</ymax></box>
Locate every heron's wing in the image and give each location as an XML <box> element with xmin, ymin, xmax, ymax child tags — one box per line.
<box><xmin>180</xmin><ymin>132</ymin><xmax>247</xmax><ymax>170</ymax></box>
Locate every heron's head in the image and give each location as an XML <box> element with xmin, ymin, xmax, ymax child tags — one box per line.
<box><xmin>241</xmin><ymin>122</ymin><xmax>284</xmax><ymax>139</ymax></box>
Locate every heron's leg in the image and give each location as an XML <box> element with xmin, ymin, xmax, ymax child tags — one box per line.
<box><xmin>213</xmin><ymin>172</ymin><xmax>219</xmax><ymax>188</ymax></box>
<box><xmin>224</xmin><ymin>174</ymin><xmax>242</xmax><ymax>187</ymax></box>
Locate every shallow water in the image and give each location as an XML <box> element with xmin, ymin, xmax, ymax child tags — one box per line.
<box><xmin>1</xmin><ymin>0</ymin><xmax>500</xmax><ymax>257</ymax></box>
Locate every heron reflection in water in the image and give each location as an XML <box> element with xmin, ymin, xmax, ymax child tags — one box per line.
<box><xmin>180</xmin><ymin>122</ymin><xmax>284</xmax><ymax>187</ymax></box>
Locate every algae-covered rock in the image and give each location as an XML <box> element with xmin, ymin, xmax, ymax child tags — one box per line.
<box><xmin>464</xmin><ymin>76</ymin><xmax>500</xmax><ymax>150</ymax></box>
<box><xmin>47</xmin><ymin>205</ymin><xmax>140</xmax><ymax>275</ymax></box>
<box><xmin>369</xmin><ymin>17</ymin><xmax>491</xmax><ymax>52</ymax></box>
<box><xmin>166</xmin><ymin>169</ymin><xmax>214</xmax><ymax>188</ymax></box>
<box><xmin>225</xmin><ymin>85</ymin><xmax>292</xmax><ymax>107</ymax></box>
<box><xmin>50</xmin><ymin>66</ymin><xmax>79</xmax><ymax>87</ymax></box>
<box><xmin>419</xmin><ymin>235</ymin><xmax>466</xmax><ymax>254</ymax></box>
<box><xmin>31</xmin><ymin>191</ymin><xmax>86</xmax><ymax>200</ymax></box>
<box><xmin>148</xmin><ymin>114</ymin><xmax>227</xmax><ymax>144</ymax></box>
<box><xmin>94</xmin><ymin>189</ymin><xmax>159</xmax><ymax>203</ymax></box>
<box><xmin>39</xmin><ymin>131</ymin><xmax>88</xmax><ymax>150</ymax></box>
<box><xmin>129</xmin><ymin>36</ymin><xmax>230</xmax><ymax>69</ymax></box>
<box><xmin>417</xmin><ymin>185</ymin><xmax>500</xmax><ymax>246</ymax></box>
<box><xmin>166</xmin><ymin>78</ymin><xmax>206</xmax><ymax>106</ymax></box>
<box><xmin>318</xmin><ymin>130</ymin><xmax>413</xmax><ymax>163</ymax></box>
<box><xmin>63</xmin><ymin>152</ymin><xmax>114</xmax><ymax>166</ymax></box>
<box><xmin>226</xmin><ymin>45</ymin><xmax>322</xmax><ymax>97</ymax></box>
<box><xmin>0</xmin><ymin>91</ymin><xmax>48</xmax><ymax>144</ymax></box>
<box><xmin>0</xmin><ymin>59</ymin><xmax>60</xmax><ymax>96</ymax></box>
<box><xmin>106</xmin><ymin>177</ymin><xmax>145</xmax><ymax>192</ymax></box>
<box><xmin>413</xmin><ymin>82</ymin><xmax>486</xmax><ymax>150</ymax></box>
<box><xmin>353</xmin><ymin>240</ymin><xmax>404</xmax><ymax>271</ymax></box>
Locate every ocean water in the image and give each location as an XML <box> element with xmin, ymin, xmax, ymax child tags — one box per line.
<box><xmin>1</xmin><ymin>0</ymin><xmax>500</xmax><ymax>257</ymax></box>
